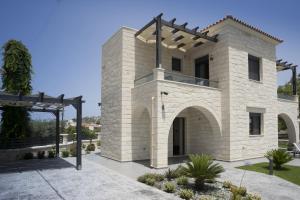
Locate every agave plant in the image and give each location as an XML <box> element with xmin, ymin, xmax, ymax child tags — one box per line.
<box><xmin>265</xmin><ymin>149</ymin><xmax>292</xmax><ymax>169</ymax></box>
<box><xmin>183</xmin><ymin>154</ymin><xmax>224</xmax><ymax>189</ymax></box>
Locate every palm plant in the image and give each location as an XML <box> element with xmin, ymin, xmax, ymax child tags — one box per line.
<box><xmin>183</xmin><ymin>154</ymin><xmax>224</xmax><ymax>189</ymax></box>
<box><xmin>265</xmin><ymin>149</ymin><xmax>292</xmax><ymax>169</ymax></box>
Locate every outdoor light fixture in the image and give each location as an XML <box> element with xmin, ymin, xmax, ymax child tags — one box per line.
<box><xmin>98</xmin><ymin>102</ymin><xmax>102</xmax><ymax>107</ymax></box>
<box><xmin>161</xmin><ymin>91</ymin><xmax>168</xmax><ymax>95</ymax></box>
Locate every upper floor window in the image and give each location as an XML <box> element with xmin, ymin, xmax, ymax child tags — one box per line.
<box><xmin>172</xmin><ymin>57</ymin><xmax>181</xmax><ymax>72</ymax></box>
<box><xmin>248</xmin><ymin>55</ymin><xmax>260</xmax><ymax>81</ymax></box>
<box><xmin>249</xmin><ymin>112</ymin><xmax>262</xmax><ymax>135</ymax></box>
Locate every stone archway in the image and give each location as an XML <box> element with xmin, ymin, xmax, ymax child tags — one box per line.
<box><xmin>278</xmin><ymin>113</ymin><xmax>297</xmax><ymax>146</ymax></box>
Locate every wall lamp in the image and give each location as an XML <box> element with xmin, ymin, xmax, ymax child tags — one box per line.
<box><xmin>161</xmin><ymin>91</ymin><xmax>168</xmax><ymax>95</ymax></box>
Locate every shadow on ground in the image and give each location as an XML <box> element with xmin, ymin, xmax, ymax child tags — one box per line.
<box><xmin>0</xmin><ymin>157</ymin><xmax>75</xmax><ymax>173</ymax></box>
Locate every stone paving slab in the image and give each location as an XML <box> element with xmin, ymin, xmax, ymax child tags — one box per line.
<box><xmin>0</xmin><ymin>158</ymin><xmax>179</xmax><ymax>200</ymax></box>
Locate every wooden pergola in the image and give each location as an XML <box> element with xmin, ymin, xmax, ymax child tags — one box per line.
<box><xmin>135</xmin><ymin>13</ymin><xmax>218</xmax><ymax>68</ymax></box>
<box><xmin>0</xmin><ymin>91</ymin><xmax>84</xmax><ymax>170</ymax></box>
<box><xmin>276</xmin><ymin>59</ymin><xmax>298</xmax><ymax>95</ymax></box>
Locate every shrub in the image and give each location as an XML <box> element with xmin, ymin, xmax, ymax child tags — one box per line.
<box><xmin>97</xmin><ymin>140</ymin><xmax>101</xmax><ymax>146</ymax></box>
<box><xmin>62</xmin><ymin>150</ymin><xmax>69</xmax><ymax>157</ymax></box>
<box><xmin>265</xmin><ymin>149</ymin><xmax>293</xmax><ymax>169</ymax></box>
<box><xmin>247</xmin><ymin>193</ymin><xmax>261</xmax><ymax>200</ymax></box>
<box><xmin>179</xmin><ymin>189</ymin><xmax>194</xmax><ymax>200</ymax></box>
<box><xmin>86</xmin><ymin>143</ymin><xmax>95</xmax><ymax>151</ymax></box>
<box><xmin>176</xmin><ymin>176</ymin><xmax>188</xmax><ymax>186</ymax></box>
<box><xmin>175</xmin><ymin>165</ymin><xmax>188</xmax><ymax>176</ymax></box>
<box><xmin>37</xmin><ymin>151</ymin><xmax>45</xmax><ymax>159</ymax></box>
<box><xmin>163</xmin><ymin>182</ymin><xmax>175</xmax><ymax>193</ymax></box>
<box><xmin>48</xmin><ymin>150</ymin><xmax>55</xmax><ymax>158</ymax></box>
<box><xmin>145</xmin><ymin>178</ymin><xmax>156</xmax><ymax>186</ymax></box>
<box><xmin>23</xmin><ymin>152</ymin><xmax>33</xmax><ymax>160</ymax></box>
<box><xmin>230</xmin><ymin>185</ymin><xmax>247</xmax><ymax>199</ymax></box>
<box><xmin>183</xmin><ymin>154</ymin><xmax>225</xmax><ymax>189</ymax></box>
<box><xmin>70</xmin><ymin>144</ymin><xmax>77</xmax><ymax>157</ymax></box>
<box><xmin>137</xmin><ymin>173</ymin><xmax>164</xmax><ymax>183</ymax></box>
<box><xmin>223</xmin><ymin>180</ymin><xmax>232</xmax><ymax>188</ymax></box>
<box><xmin>164</xmin><ymin>168</ymin><xmax>179</xmax><ymax>180</ymax></box>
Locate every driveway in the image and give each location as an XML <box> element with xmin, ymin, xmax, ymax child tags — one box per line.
<box><xmin>0</xmin><ymin>157</ymin><xmax>178</xmax><ymax>200</ymax></box>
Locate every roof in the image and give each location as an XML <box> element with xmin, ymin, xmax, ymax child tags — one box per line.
<box><xmin>201</xmin><ymin>15</ymin><xmax>283</xmax><ymax>43</ymax></box>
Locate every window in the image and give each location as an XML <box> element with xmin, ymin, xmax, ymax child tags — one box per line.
<box><xmin>249</xmin><ymin>113</ymin><xmax>262</xmax><ymax>135</ymax></box>
<box><xmin>172</xmin><ymin>57</ymin><xmax>181</xmax><ymax>71</ymax></box>
<box><xmin>248</xmin><ymin>55</ymin><xmax>260</xmax><ymax>81</ymax></box>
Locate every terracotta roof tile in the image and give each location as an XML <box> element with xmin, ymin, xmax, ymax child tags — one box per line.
<box><xmin>201</xmin><ymin>15</ymin><xmax>283</xmax><ymax>43</ymax></box>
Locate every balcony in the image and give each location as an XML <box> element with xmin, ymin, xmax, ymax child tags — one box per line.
<box><xmin>134</xmin><ymin>69</ymin><xmax>218</xmax><ymax>89</ymax></box>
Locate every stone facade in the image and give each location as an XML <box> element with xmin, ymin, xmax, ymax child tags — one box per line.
<box><xmin>101</xmin><ymin>20</ymin><xmax>299</xmax><ymax>168</ymax></box>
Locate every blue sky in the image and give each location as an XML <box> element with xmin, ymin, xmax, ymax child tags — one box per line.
<box><xmin>0</xmin><ymin>0</ymin><xmax>299</xmax><ymax>119</ymax></box>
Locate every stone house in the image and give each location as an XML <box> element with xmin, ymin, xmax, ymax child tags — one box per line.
<box><xmin>101</xmin><ymin>14</ymin><xmax>299</xmax><ymax>168</ymax></box>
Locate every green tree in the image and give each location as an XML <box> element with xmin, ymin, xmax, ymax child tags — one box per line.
<box><xmin>0</xmin><ymin>40</ymin><xmax>33</xmax><ymax>141</ymax></box>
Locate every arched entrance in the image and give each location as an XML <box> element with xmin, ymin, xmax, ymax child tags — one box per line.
<box><xmin>278</xmin><ymin>113</ymin><xmax>297</xmax><ymax>150</ymax></box>
<box><xmin>167</xmin><ymin>105</ymin><xmax>222</xmax><ymax>159</ymax></box>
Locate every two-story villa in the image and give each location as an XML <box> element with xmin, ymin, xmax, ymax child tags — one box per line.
<box><xmin>101</xmin><ymin>14</ymin><xmax>299</xmax><ymax>168</ymax></box>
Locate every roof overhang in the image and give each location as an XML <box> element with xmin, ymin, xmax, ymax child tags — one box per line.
<box><xmin>135</xmin><ymin>13</ymin><xmax>218</xmax><ymax>52</ymax></box>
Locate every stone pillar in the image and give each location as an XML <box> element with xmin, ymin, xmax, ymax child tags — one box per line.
<box><xmin>61</xmin><ymin>134</ymin><xmax>69</xmax><ymax>145</ymax></box>
<box><xmin>153</xmin><ymin>68</ymin><xmax>165</xmax><ymax>80</ymax></box>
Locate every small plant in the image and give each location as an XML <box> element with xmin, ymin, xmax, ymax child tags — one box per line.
<box><xmin>175</xmin><ymin>165</ymin><xmax>188</xmax><ymax>176</ymax></box>
<box><xmin>137</xmin><ymin>173</ymin><xmax>164</xmax><ymax>183</ymax></box>
<box><xmin>23</xmin><ymin>152</ymin><xmax>33</xmax><ymax>160</ymax></box>
<box><xmin>231</xmin><ymin>185</ymin><xmax>247</xmax><ymax>199</ymax></box>
<box><xmin>247</xmin><ymin>193</ymin><xmax>261</xmax><ymax>200</ymax></box>
<box><xmin>145</xmin><ymin>178</ymin><xmax>156</xmax><ymax>186</ymax></box>
<box><xmin>82</xmin><ymin>143</ymin><xmax>86</xmax><ymax>149</ymax></box>
<box><xmin>265</xmin><ymin>149</ymin><xmax>293</xmax><ymax>169</ymax></box>
<box><xmin>238</xmin><ymin>186</ymin><xmax>247</xmax><ymax>196</ymax></box>
<box><xmin>62</xmin><ymin>150</ymin><xmax>69</xmax><ymax>158</ymax></box>
<box><xmin>97</xmin><ymin>140</ymin><xmax>101</xmax><ymax>146</ymax></box>
<box><xmin>163</xmin><ymin>182</ymin><xmax>175</xmax><ymax>193</ymax></box>
<box><xmin>179</xmin><ymin>189</ymin><xmax>194</xmax><ymax>200</ymax></box>
<box><xmin>223</xmin><ymin>180</ymin><xmax>232</xmax><ymax>188</ymax></box>
<box><xmin>176</xmin><ymin>176</ymin><xmax>188</xmax><ymax>186</ymax></box>
<box><xmin>164</xmin><ymin>168</ymin><xmax>179</xmax><ymax>180</ymax></box>
<box><xmin>37</xmin><ymin>151</ymin><xmax>45</xmax><ymax>159</ymax></box>
<box><xmin>70</xmin><ymin>144</ymin><xmax>77</xmax><ymax>157</ymax></box>
<box><xmin>86</xmin><ymin>143</ymin><xmax>95</xmax><ymax>151</ymax></box>
<box><xmin>183</xmin><ymin>154</ymin><xmax>225</xmax><ymax>189</ymax></box>
<box><xmin>48</xmin><ymin>150</ymin><xmax>55</xmax><ymax>158</ymax></box>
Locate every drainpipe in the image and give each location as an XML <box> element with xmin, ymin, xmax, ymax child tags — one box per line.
<box><xmin>150</xmin><ymin>96</ymin><xmax>155</xmax><ymax>167</ymax></box>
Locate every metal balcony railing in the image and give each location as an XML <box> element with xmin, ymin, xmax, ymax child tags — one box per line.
<box><xmin>164</xmin><ymin>71</ymin><xmax>218</xmax><ymax>88</ymax></box>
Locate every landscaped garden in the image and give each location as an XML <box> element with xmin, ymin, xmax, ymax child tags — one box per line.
<box><xmin>238</xmin><ymin>149</ymin><xmax>300</xmax><ymax>186</ymax></box>
<box><xmin>137</xmin><ymin>154</ymin><xmax>261</xmax><ymax>200</ymax></box>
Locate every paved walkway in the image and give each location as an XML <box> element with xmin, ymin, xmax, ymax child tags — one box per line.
<box><xmin>0</xmin><ymin>157</ymin><xmax>178</xmax><ymax>200</ymax></box>
<box><xmin>85</xmin><ymin>154</ymin><xmax>300</xmax><ymax>200</ymax></box>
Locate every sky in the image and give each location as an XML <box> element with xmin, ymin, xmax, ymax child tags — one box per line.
<box><xmin>0</xmin><ymin>0</ymin><xmax>299</xmax><ymax>119</ymax></box>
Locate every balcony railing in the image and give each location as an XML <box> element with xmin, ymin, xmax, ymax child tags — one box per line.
<box><xmin>277</xmin><ymin>93</ymin><xmax>297</xmax><ymax>101</ymax></box>
<box><xmin>134</xmin><ymin>73</ymin><xmax>153</xmax><ymax>86</ymax></box>
<box><xmin>164</xmin><ymin>71</ymin><xmax>218</xmax><ymax>88</ymax></box>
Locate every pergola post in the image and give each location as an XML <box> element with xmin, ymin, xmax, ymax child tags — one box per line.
<box><xmin>292</xmin><ymin>66</ymin><xmax>297</xmax><ymax>95</ymax></box>
<box><xmin>156</xmin><ymin>14</ymin><xmax>162</xmax><ymax>68</ymax></box>
<box><xmin>75</xmin><ymin>96</ymin><xmax>82</xmax><ymax>170</ymax></box>
<box><xmin>55</xmin><ymin>110</ymin><xmax>60</xmax><ymax>157</ymax></box>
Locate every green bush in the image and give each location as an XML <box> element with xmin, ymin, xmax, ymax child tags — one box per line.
<box><xmin>97</xmin><ymin>140</ymin><xmax>101</xmax><ymax>146</ymax></box>
<box><xmin>23</xmin><ymin>152</ymin><xmax>33</xmax><ymax>160</ymax></box>
<box><xmin>70</xmin><ymin>144</ymin><xmax>77</xmax><ymax>157</ymax></box>
<box><xmin>265</xmin><ymin>149</ymin><xmax>293</xmax><ymax>169</ymax></box>
<box><xmin>179</xmin><ymin>189</ymin><xmax>194</xmax><ymax>200</ymax></box>
<box><xmin>137</xmin><ymin>173</ymin><xmax>164</xmax><ymax>183</ymax></box>
<box><xmin>183</xmin><ymin>154</ymin><xmax>225</xmax><ymax>189</ymax></box>
<box><xmin>163</xmin><ymin>182</ymin><xmax>175</xmax><ymax>193</ymax></box>
<box><xmin>86</xmin><ymin>143</ymin><xmax>95</xmax><ymax>151</ymax></box>
<box><xmin>37</xmin><ymin>151</ymin><xmax>45</xmax><ymax>159</ymax></box>
<box><xmin>176</xmin><ymin>176</ymin><xmax>188</xmax><ymax>186</ymax></box>
<box><xmin>230</xmin><ymin>185</ymin><xmax>247</xmax><ymax>199</ymax></box>
<box><xmin>145</xmin><ymin>178</ymin><xmax>156</xmax><ymax>186</ymax></box>
<box><xmin>223</xmin><ymin>180</ymin><xmax>232</xmax><ymax>188</ymax></box>
<box><xmin>62</xmin><ymin>150</ymin><xmax>69</xmax><ymax>158</ymax></box>
<box><xmin>246</xmin><ymin>194</ymin><xmax>261</xmax><ymax>200</ymax></box>
<box><xmin>48</xmin><ymin>150</ymin><xmax>55</xmax><ymax>158</ymax></box>
<box><xmin>164</xmin><ymin>168</ymin><xmax>179</xmax><ymax>180</ymax></box>
<box><xmin>175</xmin><ymin>165</ymin><xmax>188</xmax><ymax>176</ymax></box>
